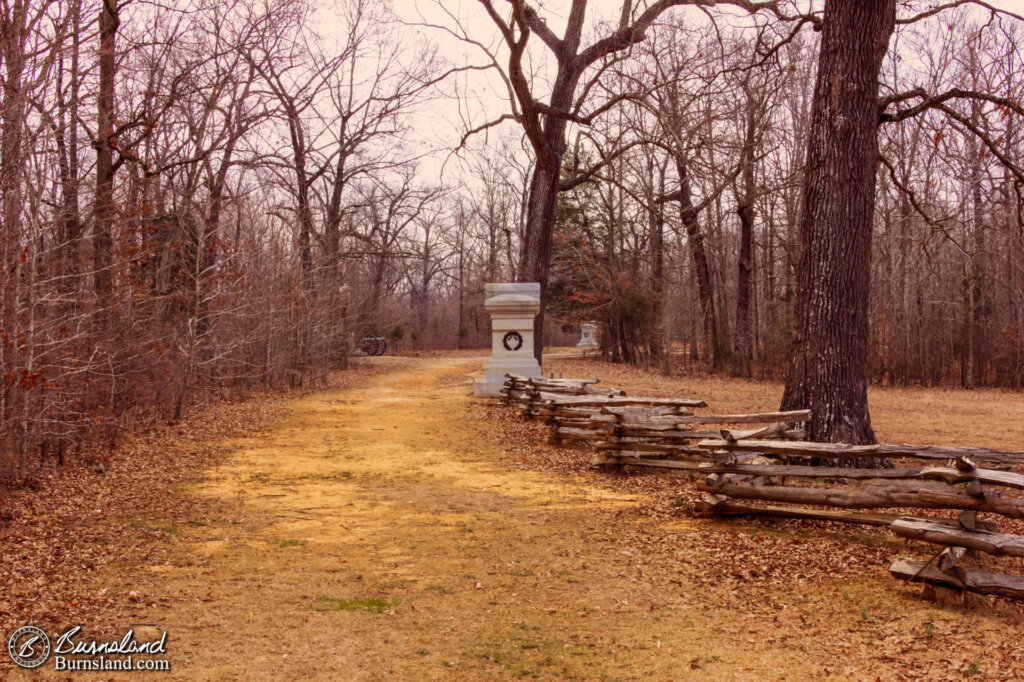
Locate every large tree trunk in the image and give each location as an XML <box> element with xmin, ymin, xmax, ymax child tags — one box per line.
<box><xmin>732</xmin><ymin>201</ymin><xmax>754</xmax><ymax>377</ymax></box>
<box><xmin>56</xmin><ymin>0</ymin><xmax>82</xmax><ymax>294</ymax></box>
<box><xmin>94</xmin><ymin>0</ymin><xmax>119</xmax><ymax>307</ymax></box>
<box><xmin>0</xmin><ymin>0</ymin><xmax>28</xmax><ymax>451</ymax></box>
<box><xmin>282</xmin><ymin>102</ymin><xmax>314</xmax><ymax>278</ymax></box>
<box><xmin>963</xmin><ymin>133</ymin><xmax>986</xmax><ymax>390</ymax></box>
<box><xmin>780</xmin><ymin>0</ymin><xmax>895</xmax><ymax>445</ymax></box>
<box><xmin>675</xmin><ymin>158</ymin><xmax>720</xmax><ymax>369</ymax></box>
<box><xmin>197</xmin><ymin>130</ymin><xmax>238</xmax><ymax>351</ymax></box>
<box><xmin>517</xmin><ymin>150</ymin><xmax>564</xmax><ymax>362</ymax></box>
<box><xmin>206</xmin><ymin>120</ymin><xmax>242</xmax><ymax>259</ymax></box>
<box><xmin>514</xmin><ymin>16</ymin><xmax>579</xmax><ymax>363</ymax></box>
<box><xmin>1</xmin><ymin>0</ymin><xmax>26</xmax><ymax>278</ymax></box>
<box><xmin>323</xmin><ymin>144</ymin><xmax>351</xmax><ymax>276</ymax></box>
<box><xmin>732</xmin><ymin>88</ymin><xmax>759</xmax><ymax>377</ymax></box>
<box><xmin>648</xmin><ymin>182</ymin><xmax>667</xmax><ymax>372</ymax></box>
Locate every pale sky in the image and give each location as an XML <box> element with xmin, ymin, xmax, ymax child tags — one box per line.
<box><xmin>380</xmin><ymin>0</ymin><xmax>1023</xmax><ymax>188</ymax></box>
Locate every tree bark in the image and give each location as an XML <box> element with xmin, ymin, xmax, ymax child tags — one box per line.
<box><xmin>732</xmin><ymin>87</ymin><xmax>759</xmax><ymax>377</ymax></box>
<box><xmin>1</xmin><ymin>0</ymin><xmax>27</xmax><ymax>296</ymax></box>
<box><xmin>648</xmin><ymin>165</ymin><xmax>667</xmax><ymax>372</ymax></box>
<box><xmin>780</xmin><ymin>0</ymin><xmax>896</xmax><ymax>446</ymax></box>
<box><xmin>0</xmin><ymin>0</ymin><xmax>28</xmax><ymax>443</ymax></box>
<box><xmin>518</xmin><ymin>141</ymin><xmax>565</xmax><ymax>361</ymax></box>
<box><xmin>963</xmin><ymin>134</ymin><xmax>986</xmax><ymax>389</ymax></box>
<box><xmin>675</xmin><ymin>158</ymin><xmax>720</xmax><ymax>369</ymax></box>
<box><xmin>285</xmin><ymin>105</ymin><xmax>314</xmax><ymax>278</ymax></box>
<box><xmin>94</xmin><ymin>0</ymin><xmax>119</xmax><ymax>307</ymax></box>
<box><xmin>56</xmin><ymin>0</ymin><xmax>82</xmax><ymax>292</ymax></box>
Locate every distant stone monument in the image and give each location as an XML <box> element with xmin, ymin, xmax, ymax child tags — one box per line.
<box><xmin>473</xmin><ymin>283</ymin><xmax>543</xmax><ymax>398</ymax></box>
<box><xmin>577</xmin><ymin>321</ymin><xmax>598</xmax><ymax>349</ymax></box>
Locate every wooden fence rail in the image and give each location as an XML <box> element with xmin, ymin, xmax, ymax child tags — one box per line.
<box><xmin>494</xmin><ymin>373</ymin><xmax>1024</xmax><ymax>602</ymax></box>
<box><xmin>694</xmin><ymin>441</ymin><xmax>1024</xmax><ymax>601</ymax></box>
<box><xmin>500</xmin><ymin>374</ymin><xmax>626</xmax><ymax>418</ymax></box>
<box><xmin>594</xmin><ymin>410</ymin><xmax>808</xmax><ymax>473</ymax></box>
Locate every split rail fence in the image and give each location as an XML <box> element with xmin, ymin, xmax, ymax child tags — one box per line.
<box><xmin>695</xmin><ymin>440</ymin><xmax>1024</xmax><ymax>601</ymax></box>
<box><xmin>497</xmin><ymin>373</ymin><xmax>1024</xmax><ymax>602</ymax></box>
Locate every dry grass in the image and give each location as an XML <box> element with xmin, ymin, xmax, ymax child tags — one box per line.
<box><xmin>0</xmin><ymin>358</ymin><xmax>413</xmax><ymax>674</ymax></box>
<box><xmin>544</xmin><ymin>355</ymin><xmax>1024</xmax><ymax>450</ymax></box>
<box><xmin>7</xmin><ymin>353</ymin><xmax>1020</xmax><ymax>680</ymax></box>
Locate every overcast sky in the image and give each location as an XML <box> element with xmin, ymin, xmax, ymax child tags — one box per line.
<box><xmin>378</xmin><ymin>0</ymin><xmax>1023</xmax><ymax>188</ymax></box>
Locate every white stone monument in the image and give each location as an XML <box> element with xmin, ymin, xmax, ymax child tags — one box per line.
<box><xmin>577</xmin><ymin>321</ymin><xmax>598</xmax><ymax>348</ymax></box>
<box><xmin>473</xmin><ymin>282</ymin><xmax>543</xmax><ymax>398</ymax></box>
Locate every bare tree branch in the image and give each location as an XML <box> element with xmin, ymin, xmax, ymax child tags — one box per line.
<box><xmin>895</xmin><ymin>0</ymin><xmax>1024</xmax><ymax>25</ymax></box>
<box><xmin>879</xmin><ymin>86</ymin><xmax>1024</xmax><ymax>123</ymax></box>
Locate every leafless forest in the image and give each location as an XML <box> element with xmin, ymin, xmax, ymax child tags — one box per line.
<box><xmin>1</xmin><ymin>0</ymin><xmax>1022</xmax><ymax>480</ymax></box>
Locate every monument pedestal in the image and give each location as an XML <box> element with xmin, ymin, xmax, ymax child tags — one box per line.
<box><xmin>474</xmin><ymin>283</ymin><xmax>543</xmax><ymax>398</ymax></box>
<box><xmin>577</xmin><ymin>321</ymin><xmax>598</xmax><ymax>349</ymax></box>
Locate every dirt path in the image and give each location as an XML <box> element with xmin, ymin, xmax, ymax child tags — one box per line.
<box><xmin>107</xmin><ymin>359</ymin><xmax>1007</xmax><ymax>680</ymax></box>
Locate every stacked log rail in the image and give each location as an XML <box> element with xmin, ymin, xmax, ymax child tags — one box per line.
<box><xmin>694</xmin><ymin>439</ymin><xmax>1024</xmax><ymax>601</ymax></box>
<box><xmin>593</xmin><ymin>409</ymin><xmax>808</xmax><ymax>473</ymax></box>
<box><xmin>499</xmin><ymin>374</ymin><xmax>625</xmax><ymax>418</ymax></box>
<box><xmin>499</xmin><ymin>373</ymin><xmax>599</xmax><ymax>407</ymax></box>
<box><xmin>544</xmin><ymin>401</ymin><xmax>704</xmax><ymax>446</ymax></box>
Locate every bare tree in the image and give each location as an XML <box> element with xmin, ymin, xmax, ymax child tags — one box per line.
<box><xmin>451</xmin><ymin>0</ymin><xmax>767</xmax><ymax>359</ymax></box>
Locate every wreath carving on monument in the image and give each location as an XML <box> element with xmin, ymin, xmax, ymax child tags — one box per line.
<box><xmin>502</xmin><ymin>331</ymin><xmax>523</xmax><ymax>351</ymax></box>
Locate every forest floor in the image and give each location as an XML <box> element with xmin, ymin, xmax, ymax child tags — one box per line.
<box><xmin>4</xmin><ymin>354</ymin><xmax>1024</xmax><ymax>680</ymax></box>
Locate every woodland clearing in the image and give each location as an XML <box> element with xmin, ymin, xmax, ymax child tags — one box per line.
<box><xmin>2</xmin><ymin>354</ymin><xmax>1022</xmax><ymax>680</ymax></box>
